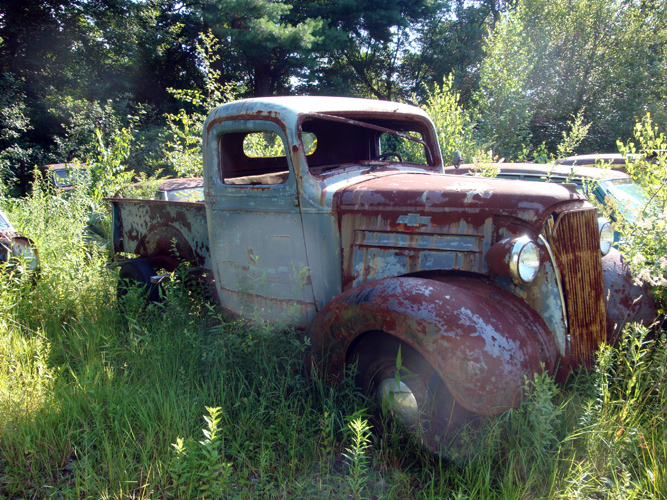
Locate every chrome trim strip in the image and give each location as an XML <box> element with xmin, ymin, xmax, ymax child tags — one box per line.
<box><xmin>538</xmin><ymin>233</ymin><xmax>570</xmax><ymax>355</ymax></box>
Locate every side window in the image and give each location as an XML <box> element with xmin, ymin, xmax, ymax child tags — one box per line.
<box><xmin>243</xmin><ymin>132</ymin><xmax>286</xmax><ymax>158</ymax></box>
<box><xmin>219</xmin><ymin>130</ymin><xmax>291</xmax><ymax>186</ymax></box>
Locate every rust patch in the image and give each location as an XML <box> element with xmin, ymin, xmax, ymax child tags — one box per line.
<box><xmin>548</xmin><ymin>209</ymin><xmax>606</xmax><ymax>368</ymax></box>
<box><xmin>602</xmin><ymin>250</ymin><xmax>656</xmax><ymax>341</ymax></box>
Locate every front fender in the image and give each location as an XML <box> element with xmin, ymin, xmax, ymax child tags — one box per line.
<box><xmin>308</xmin><ymin>276</ymin><xmax>557</xmax><ymax>414</ymax></box>
<box><xmin>602</xmin><ymin>249</ymin><xmax>656</xmax><ymax>341</ymax></box>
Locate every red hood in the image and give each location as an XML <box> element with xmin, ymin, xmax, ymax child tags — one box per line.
<box><xmin>334</xmin><ymin>172</ymin><xmax>584</xmax><ymax>226</ymax></box>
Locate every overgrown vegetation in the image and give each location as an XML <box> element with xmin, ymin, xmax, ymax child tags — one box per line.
<box><xmin>3</xmin><ymin>0</ymin><xmax>667</xmax><ymax>185</ymax></box>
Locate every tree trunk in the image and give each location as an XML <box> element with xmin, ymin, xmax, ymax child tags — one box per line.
<box><xmin>254</xmin><ymin>64</ymin><xmax>272</xmax><ymax>97</ymax></box>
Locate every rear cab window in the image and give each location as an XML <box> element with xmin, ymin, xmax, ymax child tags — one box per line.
<box><xmin>219</xmin><ymin>130</ymin><xmax>295</xmax><ymax>186</ymax></box>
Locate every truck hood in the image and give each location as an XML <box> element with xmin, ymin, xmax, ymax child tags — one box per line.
<box><xmin>333</xmin><ymin>172</ymin><xmax>583</xmax><ymax>227</ymax></box>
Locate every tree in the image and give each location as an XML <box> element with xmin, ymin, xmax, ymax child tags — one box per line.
<box><xmin>421</xmin><ymin>75</ymin><xmax>477</xmax><ymax>165</ymax></box>
<box><xmin>296</xmin><ymin>0</ymin><xmax>447</xmax><ymax>101</ymax></box>
<box><xmin>399</xmin><ymin>1</ymin><xmax>517</xmax><ymax>105</ymax></box>
<box><xmin>162</xmin><ymin>32</ymin><xmax>240</xmax><ymax>177</ymax></box>
<box><xmin>476</xmin><ymin>0</ymin><xmax>667</xmax><ymax>159</ymax></box>
<box><xmin>475</xmin><ymin>6</ymin><xmax>535</xmax><ymax>158</ymax></box>
<box><xmin>200</xmin><ymin>0</ymin><xmax>323</xmax><ymax>97</ymax></box>
<box><xmin>0</xmin><ymin>0</ymin><xmax>209</xmax><ymax>181</ymax></box>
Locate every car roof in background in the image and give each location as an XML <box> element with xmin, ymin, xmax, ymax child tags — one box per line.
<box><xmin>156</xmin><ymin>177</ymin><xmax>203</xmax><ymax>191</ymax></box>
<box><xmin>555</xmin><ymin>153</ymin><xmax>635</xmax><ymax>167</ymax></box>
<box><xmin>40</xmin><ymin>163</ymin><xmax>87</xmax><ymax>171</ymax></box>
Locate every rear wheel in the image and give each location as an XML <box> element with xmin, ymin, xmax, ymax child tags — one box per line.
<box><xmin>118</xmin><ymin>259</ymin><xmax>161</xmax><ymax>303</ymax></box>
<box><xmin>351</xmin><ymin>331</ymin><xmax>477</xmax><ymax>459</ymax></box>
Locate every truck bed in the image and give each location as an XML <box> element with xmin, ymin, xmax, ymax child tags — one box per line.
<box><xmin>110</xmin><ymin>198</ymin><xmax>211</xmax><ymax>269</ymax></box>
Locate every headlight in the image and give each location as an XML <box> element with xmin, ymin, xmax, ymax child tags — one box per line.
<box><xmin>598</xmin><ymin>217</ymin><xmax>614</xmax><ymax>256</ymax></box>
<box><xmin>10</xmin><ymin>237</ymin><xmax>39</xmax><ymax>271</ymax></box>
<box><xmin>510</xmin><ymin>236</ymin><xmax>541</xmax><ymax>284</ymax></box>
<box><xmin>486</xmin><ymin>235</ymin><xmax>542</xmax><ymax>285</ymax></box>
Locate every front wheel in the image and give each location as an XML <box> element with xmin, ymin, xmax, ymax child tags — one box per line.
<box><xmin>350</xmin><ymin>331</ymin><xmax>477</xmax><ymax>459</ymax></box>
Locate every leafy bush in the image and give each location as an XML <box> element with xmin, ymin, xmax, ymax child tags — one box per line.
<box><xmin>615</xmin><ymin>114</ymin><xmax>667</xmax><ymax>311</ymax></box>
<box><xmin>419</xmin><ymin>75</ymin><xmax>478</xmax><ymax>166</ymax></box>
<box><xmin>163</xmin><ymin>31</ymin><xmax>241</xmax><ymax>178</ymax></box>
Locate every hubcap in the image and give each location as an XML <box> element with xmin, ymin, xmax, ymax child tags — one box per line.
<box><xmin>377</xmin><ymin>378</ymin><xmax>419</xmax><ymax>425</ymax></box>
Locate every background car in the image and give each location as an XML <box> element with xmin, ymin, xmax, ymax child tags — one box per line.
<box><xmin>444</xmin><ymin>163</ymin><xmax>650</xmax><ymax>224</ymax></box>
<box><xmin>555</xmin><ymin>153</ymin><xmax>633</xmax><ymax>170</ymax></box>
<box><xmin>555</xmin><ymin>151</ymin><xmax>666</xmax><ymax>171</ymax></box>
<box><xmin>150</xmin><ymin>178</ymin><xmax>203</xmax><ymax>201</ymax></box>
<box><xmin>39</xmin><ymin>163</ymin><xmax>88</xmax><ymax>192</ymax></box>
<box><xmin>115</xmin><ymin>177</ymin><xmax>204</xmax><ymax>202</ymax></box>
<box><xmin>0</xmin><ymin>209</ymin><xmax>39</xmax><ymax>272</ymax></box>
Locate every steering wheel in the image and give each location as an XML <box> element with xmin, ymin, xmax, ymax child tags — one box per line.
<box><xmin>372</xmin><ymin>152</ymin><xmax>403</xmax><ymax>162</ymax></box>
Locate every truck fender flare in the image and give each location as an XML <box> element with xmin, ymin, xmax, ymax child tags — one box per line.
<box><xmin>308</xmin><ymin>276</ymin><xmax>558</xmax><ymax>414</ymax></box>
<box><xmin>602</xmin><ymin>249</ymin><xmax>656</xmax><ymax>341</ymax></box>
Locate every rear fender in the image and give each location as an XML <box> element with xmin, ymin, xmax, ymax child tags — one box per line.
<box><xmin>308</xmin><ymin>276</ymin><xmax>557</xmax><ymax>414</ymax></box>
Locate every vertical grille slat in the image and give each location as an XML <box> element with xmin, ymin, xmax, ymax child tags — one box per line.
<box><xmin>548</xmin><ymin>209</ymin><xmax>606</xmax><ymax>368</ymax></box>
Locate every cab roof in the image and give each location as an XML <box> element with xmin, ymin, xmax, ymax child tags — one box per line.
<box><xmin>207</xmin><ymin>96</ymin><xmax>432</xmax><ymax>122</ymax></box>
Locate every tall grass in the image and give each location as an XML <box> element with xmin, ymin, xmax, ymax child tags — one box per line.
<box><xmin>0</xmin><ymin>185</ymin><xmax>666</xmax><ymax>499</ymax></box>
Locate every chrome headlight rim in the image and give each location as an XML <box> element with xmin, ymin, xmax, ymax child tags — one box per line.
<box><xmin>509</xmin><ymin>235</ymin><xmax>541</xmax><ymax>284</ymax></box>
<box><xmin>598</xmin><ymin>217</ymin><xmax>614</xmax><ymax>256</ymax></box>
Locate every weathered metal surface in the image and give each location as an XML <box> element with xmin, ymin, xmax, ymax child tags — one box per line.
<box><xmin>602</xmin><ymin>249</ymin><xmax>656</xmax><ymax>341</ymax></box>
<box><xmin>334</xmin><ymin>173</ymin><xmax>581</xmax><ymax>226</ymax></box>
<box><xmin>203</xmin><ymin>116</ymin><xmax>316</xmax><ymax>326</ymax></box>
<box><xmin>547</xmin><ymin>208</ymin><xmax>607</xmax><ymax>368</ymax></box>
<box><xmin>332</xmin><ymin>173</ymin><xmax>581</xmax><ymax>290</ymax></box>
<box><xmin>307</xmin><ymin>276</ymin><xmax>557</xmax><ymax>414</ymax></box>
<box><xmin>156</xmin><ymin>177</ymin><xmax>204</xmax><ymax>191</ymax></box>
<box><xmin>0</xmin><ymin>209</ymin><xmax>39</xmax><ymax>269</ymax></box>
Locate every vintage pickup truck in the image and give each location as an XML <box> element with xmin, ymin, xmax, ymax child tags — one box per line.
<box><xmin>109</xmin><ymin>96</ymin><xmax>655</xmax><ymax>454</ymax></box>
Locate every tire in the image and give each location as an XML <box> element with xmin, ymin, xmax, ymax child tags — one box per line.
<box><xmin>117</xmin><ymin>259</ymin><xmax>162</xmax><ymax>303</ymax></box>
<box><xmin>350</xmin><ymin>331</ymin><xmax>477</xmax><ymax>459</ymax></box>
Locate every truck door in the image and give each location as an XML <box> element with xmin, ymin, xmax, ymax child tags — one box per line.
<box><xmin>205</xmin><ymin>119</ymin><xmax>316</xmax><ymax>326</ymax></box>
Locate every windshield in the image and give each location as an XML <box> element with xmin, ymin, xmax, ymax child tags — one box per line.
<box><xmin>53</xmin><ymin>169</ymin><xmax>71</xmax><ymax>187</ymax></box>
<box><xmin>301</xmin><ymin>113</ymin><xmax>437</xmax><ymax>174</ymax></box>
<box><xmin>600</xmin><ymin>178</ymin><xmax>650</xmax><ymax>220</ymax></box>
<box><xmin>53</xmin><ymin>168</ymin><xmax>88</xmax><ymax>188</ymax></box>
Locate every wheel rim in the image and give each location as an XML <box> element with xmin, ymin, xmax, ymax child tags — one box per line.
<box><xmin>376</xmin><ymin>378</ymin><xmax>419</xmax><ymax>426</ymax></box>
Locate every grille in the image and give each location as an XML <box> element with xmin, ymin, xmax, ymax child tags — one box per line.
<box><xmin>547</xmin><ymin>209</ymin><xmax>606</xmax><ymax>368</ymax></box>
